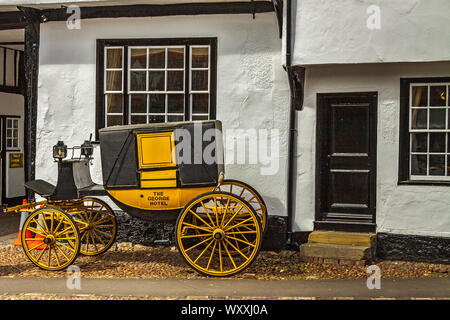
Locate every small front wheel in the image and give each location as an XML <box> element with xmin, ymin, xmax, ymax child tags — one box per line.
<box><xmin>21</xmin><ymin>206</ymin><xmax>81</xmax><ymax>271</ymax></box>
<box><xmin>176</xmin><ymin>191</ymin><xmax>262</xmax><ymax>277</ymax></box>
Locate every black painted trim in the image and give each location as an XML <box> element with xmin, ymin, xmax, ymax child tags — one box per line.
<box><xmin>41</xmin><ymin>2</ymin><xmax>274</xmax><ymax>22</ymax></box>
<box><xmin>398</xmin><ymin>77</ymin><xmax>450</xmax><ymax>186</ymax></box>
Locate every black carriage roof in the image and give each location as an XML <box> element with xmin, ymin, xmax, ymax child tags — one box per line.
<box><xmin>99</xmin><ymin>120</ymin><xmax>221</xmax><ymax>133</ymax></box>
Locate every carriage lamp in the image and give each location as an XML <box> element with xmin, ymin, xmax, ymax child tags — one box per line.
<box><xmin>81</xmin><ymin>140</ymin><xmax>94</xmax><ymax>158</ymax></box>
<box><xmin>53</xmin><ymin>141</ymin><xmax>67</xmax><ymax>160</ymax></box>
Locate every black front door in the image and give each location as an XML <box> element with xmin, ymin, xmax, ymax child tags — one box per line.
<box><xmin>316</xmin><ymin>92</ymin><xmax>377</xmax><ymax>225</ymax></box>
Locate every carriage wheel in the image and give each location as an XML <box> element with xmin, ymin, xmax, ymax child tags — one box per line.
<box><xmin>176</xmin><ymin>191</ymin><xmax>262</xmax><ymax>277</ymax></box>
<box><xmin>71</xmin><ymin>198</ymin><xmax>117</xmax><ymax>256</ymax></box>
<box><xmin>215</xmin><ymin>179</ymin><xmax>268</xmax><ymax>233</ymax></box>
<box><xmin>21</xmin><ymin>207</ymin><xmax>80</xmax><ymax>271</ymax></box>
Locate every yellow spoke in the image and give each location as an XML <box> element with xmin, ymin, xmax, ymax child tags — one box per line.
<box><xmin>95</xmin><ymin>229</ymin><xmax>113</xmax><ymax>238</ymax></box>
<box><xmin>35</xmin><ymin>244</ymin><xmax>48</xmax><ymax>262</ymax></box>
<box><xmin>81</xmin><ymin>231</ymin><xmax>88</xmax><ymax>241</ymax></box>
<box><xmin>93</xmin><ymin>215</ymin><xmax>112</xmax><ymax>226</ymax></box>
<box><xmin>47</xmin><ymin>246</ymin><xmax>51</xmax><ymax>267</ymax></box>
<box><xmin>206</xmin><ymin>241</ymin><xmax>217</xmax><ymax>270</ymax></box>
<box><xmin>189</xmin><ymin>210</ymin><xmax>213</xmax><ymax>230</ymax></box>
<box><xmin>226</xmin><ymin>235</ymin><xmax>256</xmax><ymax>248</ymax></box>
<box><xmin>26</xmin><ymin>226</ymin><xmax>47</xmax><ymax>237</ymax></box>
<box><xmin>224</xmin><ymin>217</ymin><xmax>254</xmax><ymax>232</ymax></box>
<box><xmin>54</xmin><ymin>243</ymin><xmax>70</xmax><ymax>261</ymax></box>
<box><xmin>220</xmin><ymin>198</ymin><xmax>231</xmax><ymax>228</ymax></box>
<box><xmin>218</xmin><ymin>241</ymin><xmax>223</xmax><ymax>272</ymax></box>
<box><xmin>182</xmin><ymin>222</ymin><xmax>212</xmax><ymax>233</ymax></box>
<box><xmin>55</xmin><ymin>240</ymin><xmax>75</xmax><ymax>252</ymax></box>
<box><xmin>91</xmin><ymin>232</ymin><xmax>98</xmax><ymax>252</ymax></box>
<box><xmin>96</xmin><ymin>224</ymin><xmax>114</xmax><ymax>228</ymax></box>
<box><xmin>200</xmin><ymin>201</ymin><xmax>216</xmax><ymax>228</ymax></box>
<box><xmin>223</xmin><ymin>242</ymin><xmax>237</xmax><ymax>269</ymax></box>
<box><xmin>214</xmin><ymin>197</ymin><xmax>219</xmax><ymax>227</ymax></box>
<box><xmin>222</xmin><ymin>205</ymin><xmax>244</xmax><ymax>229</ymax></box>
<box><xmin>181</xmin><ymin>233</ymin><xmax>212</xmax><ymax>239</ymax></box>
<box><xmin>92</xmin><ymin>230</ymin><xmax>106</xmax><ymax>247</ymax></box>
<box><xmin>55</xmin><ymin>225</ymin><xmax>74</xmax><ymax>237</ymax></box>
<box><xmin>225</xmin><ymin>238</ymin><xmax>249</xmax><ymax>260</ymax></box>
<box><xmin>55</xmin><ymin>237</ymin><xmax>77</xmax><ymax>241</ymax></box>
<box><xmin>193</xmin><ymin>239</ymin><xmax>215</xmax><ymax>263</ymax></box>
<box><xmin>52</xmin><ymin>246</ymin><xmax>61</xmax><ymax>267</ymax></box>
<box><xmin>185</xmin><ymin>236</ymin><xmax>213</xmax><ymax>253</ymax></box>
<box><xmin>50</xmin><ymin>212</ymin><xmax>54</xmax><ymax>233</ymax></box>
<box><xmin>53</xmin><ymin>216</ymin><xmax>65</xmax><ymax>234</ymax></box>
<box><xmin>31</xmin><ymin>218</ymin><xmax>47</xmax><ymax>234</ymax></box>
<box><xmin>27</xmin><ymin>241</ymin><xmax>44</xmax><ymax>251</ymax></box>
<box><xmin>85</xmin><ymin>231</ymin><xmax>90</xmax><ymax>252</ymax></box>
<box><xmin>225</xmin><ymin>231</ymin><xmax>257</xmax><ymax>235</ymax></box>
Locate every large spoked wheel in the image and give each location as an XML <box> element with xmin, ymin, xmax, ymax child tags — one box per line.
<box><xmin>70</xmin><ymin>198</ymin><xmax>117</xmax><ymax>256</ymax></box>
<box><xmin>21</xmin><ymin>206</ymin><xmax>81</xmax><ymax>271</ymax></box>
<box><xmin>215</xmin><ymin>179</ymin><xmax>268</xmax><ymax>234</ymax></box>
<box><xmin>176</xmin><ymin>191</ymin><xmax>262</xmax><ymax>277</ymax></box>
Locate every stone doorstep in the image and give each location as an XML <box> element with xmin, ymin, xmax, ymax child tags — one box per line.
<box><xmin>299</xmin><ymin>242</ymin><xmax>372</xmax><ymax>261</ymax></box>
<box><xmin>308</xmin><ymin>231</ymin><xmax>376</xmax><ymax>247</ymax></box>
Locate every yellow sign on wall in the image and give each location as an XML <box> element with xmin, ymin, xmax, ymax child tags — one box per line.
<box><xmin>9</xmin><ymin>153</ymin><xmax>23</xmax><ymax>168</ymax></box>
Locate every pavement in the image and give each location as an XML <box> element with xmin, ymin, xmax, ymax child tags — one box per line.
<box><xmin>0</xmin><ymin>276</ymin><xmax>448</xmax><ymax>299</ymax></box>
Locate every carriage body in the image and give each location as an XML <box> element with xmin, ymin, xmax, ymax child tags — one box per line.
<box><xmin>99</xmin><ymin>120</ymin><xmax>224</xmax><ymax>221</ymax></box>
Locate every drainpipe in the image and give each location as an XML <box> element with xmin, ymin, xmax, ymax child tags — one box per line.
<box><xmin>285</xmin><ymin>0</ymin><xmax>305</xmax><ymax>249</ymax></box>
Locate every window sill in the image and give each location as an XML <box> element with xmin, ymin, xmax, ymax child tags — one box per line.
<box><xmin>398</xmin><ymin>180</ymin><xmax>450</xmax><ymax>186</ymax></box>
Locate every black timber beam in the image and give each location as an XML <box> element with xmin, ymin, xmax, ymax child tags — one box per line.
<box><xmin>40</xmin><ymin>2</ymin><xmax>274</xmax><ymax>21</ymax></box>
<box><xmin>0</xmin><ymin>11</ymin><xmax>27</xmax><ymax>30</ymax></box>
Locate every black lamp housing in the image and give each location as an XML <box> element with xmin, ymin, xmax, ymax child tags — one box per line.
<box><xmin>53</xmin><ymin>141</ymin><xmax>67</xmax><ymax>160</ymax></box>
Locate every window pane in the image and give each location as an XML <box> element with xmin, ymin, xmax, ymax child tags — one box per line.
<box><xmin>191</xmin><ymin>70</ymin><xmax>208</xmax><ymax>91</ymax></box>
<box><xmin>106</xmin><ymin>71</ymin><xmax>122</xmax><ymax>91</ymax></box>
<box><xmin>107</xmin><ymin>115</ymin><xmax>122</xmax><ymax>126</ymax></box>
<box><xmin>429</xmin><ymin>155</ymin><xmax>445</xmax><ymax>176</ymax></box>
<box><xmin>192</xmin><ymin>47</ymin><xmax>209</xmax><ymax>68</ymax></box>
<box><xmin>6</xmin><ymin>129</ymin><xmax>12</xmax><ymax>139</ymax></box>
<box><xmin>13</xmin><ymin>120</ymin><xmax>18</xmax><ymax>128</ymax></box>
<box><xmin>149</xmin><ymin>48</ymin><xmax>165</xmax><ymax>68</ymax></box>
<box><xmin>168</xmin><ymin>115</ymin><xmax>184</xmax><ymax>122</ymax></box>
<box><xmin>13</xmin><ymin>139</ymin><xmax>18</xmax><ymax>148</ymax></box>
<box><xmin>106</xmin><ymin>94</ymin><xmax>123</xmax><ymax>113</ymax></box>
<box><xmin>149</xmin><ymin>71</ymin><xmax>165</xmax><ymax>91</ymax></box>
<box><xmin>430</xmin><ymin>85</ymin><xmax>446</xmax><ymax>107</ymax></box>
<box><xmin>106</xmin><ymin>48</ymin><xmax>122</xmax><ymax>69</ymax></box>
<box><xmin>167</xmin><ymin>48</ymin><xmax>184</xmax><ymax>68</ymax></box>
<box><xmin>429</xmin><ymin>133</ymin><xmax>445</xmax><ymax>153</ymax></box>
<box><xmin>131</xmin><ymin>115</ymin><xmax>147</xmax><ymax>124</ymax></box>
<box><xmin>12</xmin><ymin>129</ymin><xmax>17</xmax><ymax>138</ymax></box>
<box><xmin>130</xmin><ymin>48</ymin><xmax>147</xmax><ymax>69</ymax></box>
<box><xmin>167</xmin><ymin>94</ymin><xmax>184</xmax><ymax>114</ymax></box>
<box><xmin>412</xmin><ymin>86</ymin><xmax>428</xmax><ymax>107</ymax></box>
<box><xmin>411</xmin><ymin>109</ymin><xmax>427</xmax><ymax>129</ymax></box>
<box><xmin>130</xmin><ymin>71</ymin><xmax>146</xmax><ymax>91</ymax></box>
<box><xmin>149</xmin><ymin>94</ymin><xmax>165</xmax><ymax>113</ymax></box>
<box><xmin>429</xmin><ymin>109</ymin><xmax>445</xmax><ymax>129</ymax></box>
<box><xmin>411</xmin><ymin>155</ymin><xmax>427</xmax><ymax>175</ymax></box>
<box><xmin>7</xmin><ymin>139</ymin><xmax>11</xmax><ymax>148</ymax></box>
<box><xmin>192</xmin><ymin>94</ymin><xmax>209</xmax><ymax>114</ymax></box>
<box><xmin>411</xmin><ymin>133</ymin><xmax>427</xmax><ymax>152</ymax></box>
<box><xmin>149</xmin><ymin>115</ymin><xmax>165</xmax><ymax>123</ymax></box>
<box><xmin>6</xmin><ymin>119</ymin><xmax>12</xmax><ymax>128</ymax></box>
<box><xmin>130</xmin><ymin>94</ymin><xmax>147</xmax><ymax>114</ymax></box>
<box><xmin>167</xmin><ymin>71</ymin><xmax>184</xmax><ymax>91</ymax></box>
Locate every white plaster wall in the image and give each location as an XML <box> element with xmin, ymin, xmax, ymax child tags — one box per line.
<box><xmin>291</xmin><ymin>0</ymin><xmax>450</xmax><ymax>65</ymax></box>
<box><xmin>294</xmin><ymin>61</ymin><xmax>450</xmax><ymax>237</ymax></box>
<box><xmin>36</xmin><ymin>13</ymin><xmax>290</xmax><ymax>215</ymax></box>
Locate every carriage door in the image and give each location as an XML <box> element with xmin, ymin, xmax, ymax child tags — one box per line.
<box><xmin>316</xmin><ymin>92</ymin><xmax>377</xmax><ymax>229</ymax></box>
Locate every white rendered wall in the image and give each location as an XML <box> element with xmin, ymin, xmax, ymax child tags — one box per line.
<box><xmin>36</xmin><ymin>13</ymin><xmax>290</xmax><ymax>215</ymax></box>
<box><xmin>294</xmin><ymin>61</ymin><xmax>450</xmax><ymax>237</ymax></box>
<box><xmin>290</xmin><ymin>0</ymin><xmax>450</xmax><ymax>65</ymax></box>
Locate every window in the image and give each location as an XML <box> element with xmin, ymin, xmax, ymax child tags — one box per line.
<box><xmin>399</xmin><ymin>78</ymin><xmax>450</xmax><ymax>183</ymax></box>
<box><xmin>6</xmin><ymin>118</ymin><xmax>19</xmax><ymax>149</ymax></box>
<box><xmin>97</xmin><ymin>38</ymin><xmax>217</xmax><ymax>132</ymax></box>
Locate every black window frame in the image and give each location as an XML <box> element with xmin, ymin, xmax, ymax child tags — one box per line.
<box><xmin>399</xmin><ymin>77</ymin><xmax>450</xmax><ymax>186</ymax></box>
<box><xmin>95</xmin><ymin>37</ymin><xmax>217</xmax><ymax>139</ymax></box>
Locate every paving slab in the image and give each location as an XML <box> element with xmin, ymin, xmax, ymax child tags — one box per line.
<box><xmin>0</xmin><ymin>277</ymin><xmax>448</xmax><ymax>299</ymax></box>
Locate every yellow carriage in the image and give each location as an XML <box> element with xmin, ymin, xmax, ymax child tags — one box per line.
<box><xmin>3</xmin><ymin>120</ymin><xmax>267</xmax><ymax>277</ymax></box>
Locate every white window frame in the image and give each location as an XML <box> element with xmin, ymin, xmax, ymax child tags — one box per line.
<box><xmin>5</xmin><ymin>117</ymin><xmax>19</xmax><ymax>150</ymax></box>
